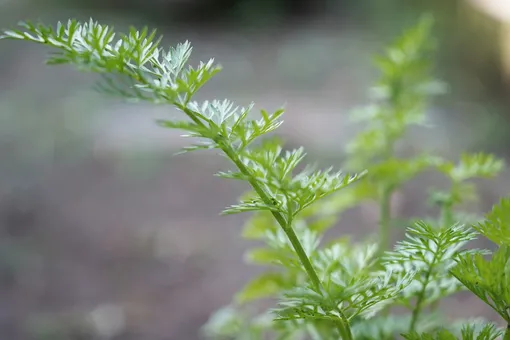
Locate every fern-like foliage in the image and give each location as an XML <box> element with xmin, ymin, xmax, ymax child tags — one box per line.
<box><xmin>438</xmin><ymin>153</ymin><xmax>504</xmax><ymax>184</ymax></box>
<box><xmin>272</xmin><ymin>241</ymin><xmax>414</xmax><ymax>323</ymax></box>
<box><xmin>431</xmin><ymin>153</ymin><xmax>504</xmax><ymax>229</ymax></box>
<box><xmin>227</xmin><ymin>224</ymin><xmax>416</xmax><ymax>337</ymax></box>
<box><xmin>340</xmin><ymin>14</ymin><xmax>448</xmax><ymax>260</ymax></box>
<box><xmin>1</xmin><ymin>18</ymin><xmax>367</xmax><ymax>339</ymax></box>
<box><xmin>4</xmin><ymin>16</ymin><xmax>510</xmax><ymax>340</ymax></box>
<box><xmin>472</xmin><ymin>197</ymin><xmax>510</xmax><ymax>246</ymax></box>
<box><xmin>234</xmin><ymin>218</ymin><xmax>319</xmax><ymax>303</ymax></box>
<box><xmin>451</xmin><ymin>245</ymin><xmax>510</xmax><ymax>323</ymax></box>
<box><xmin>351</xmin><ymin>313</ymin><xmax>442</xmax><ymax>340</ymax></box>
<box><xmin>382</xmin><ymin>221</ymin><xmax>480</xmax><ymax>332</ymax></box>
<box><xmin>0</xmin><ymin>20</ymin><xmax>218</xmax><ymax>103</ymax></box>
<box><xmin>345</xmin><ymin>14</ymin><xmax>444</xmax><ymax>173</ymax></box>
<box><xmin>219</xmin><ymin>138</ymin><xmax>365</xmax><ymax>220</ymax></box>
<box><xmin>200</xmin><ymin>306</ymin><xmax>273</xmax><ymax>340</ymax></box>
<box><xmin>449</xmin><ymin>197</ymin><xmax>510</xmax><ymax>327</ymax></box>
<box><xmin>202</xmin><ymin>17</ymin><xmax>456</xmax><ymax>340</ymax></box>
<box><xmin>445</xmin><ymin>196</ymin><xmax>510</xmax><ymax>340</ymax></box>
<box><xmin>403</xmin><ymin>322</ymin><xmax>504</xmax><ymax>340</ymax></box>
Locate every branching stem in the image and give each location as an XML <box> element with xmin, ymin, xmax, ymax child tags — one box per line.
<box><xmin>222</xmin><ymin>143</ymin><xmax>353</xmax><ymax>339</ymax></box>
<box><xmin>224</xmin><ymin>143</ymin><xmax>353</xmax><ymax>339</ymax></box>
<box><xmin>409</xmin><ymin>241</ymin><xmax>440</xmax><ymax>332</ymax></box>
<box><xmin>180</xmin><ymin>106</ymin><xmax>353</xmax><ymax>339</ymax></box>
<box><xmin>428</xmin><ymin>200</ymin><xmax>454</xmax><ymax>313</ymax></box>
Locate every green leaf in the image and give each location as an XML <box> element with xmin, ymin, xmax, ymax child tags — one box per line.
<box><xmin>273</xmin><ymin>269</ymin><xmax>414</xmax><ymax>322</ymax></box>
<box><xmin>1</xmin><ymin>20</ymin><xmax>221</xmax><ymax>104</ymax></box>
<box><xmin>245</xmin><ymin>248</ymin><xmax>287</xmax><ymax>266</ymax></box>
<box><xmin>301</xmin><ymin>179</ymin><xmax>376</xmax><ymax>219</ymax></box>
<box><xmin>383</xmin><ymin>221</ymin><xmax>479</xmax><ymax>308</ymax></box>
<box><xmin>230</xmin><ymin>138</ymin><xmax>366</xmax><ymax>219</ymax></box>
<box><xmin>235</xmin><ymin>273</ymin><xmax>288</xmax><ymax>303</ymax></box>
<box><xmin>222</xmin><ymin>197</ymin><xmax>281</xmax><ymax>215</ymax></box>
<box><xmin>438</xmin><ymin>153</ymin><xmax>504</xmax><ymax>183</ymax></box>
<box><xmin>352</xmin><ymin>313</ymin><xmax>441</xmax><ymax>339</ymax></box>
<box><xmin>368</xmin><ymin>155</ymin><xmax>440</xmax><ymax>189</ymax></box>
<box><xmin>450</xmin><ymin>245</ymin><xmax>510</xmax><ymax>322</ymax></box>
<box><xmin>241</xmin><ymin>212</ymin><xmax>277</xmax><ymax>240</ymax></box>
<box><xmin>403</xmin><ymin>322</ymin><xmax>504</xmax><ymax>340</ymax></box>
<box><xmin>403</xmin><ymin>329</ymin><xmax>457</xmax><ymax>340</ymax></box>
<box><xmin>346</xmin><ymin>14</ymin><xmax>442</xmax><ymax>175</ymax></box>
<box><xmin>201</xmin><ymin>306</ymin><xmax>272</xmax><ymax>339</ymax></box>
<box><xmin>473</xmin><ymin>197</ymin><xmax>510</xmax><ymax>246</ymax></box>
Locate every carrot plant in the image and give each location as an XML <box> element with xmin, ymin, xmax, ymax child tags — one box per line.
<box><xmin>2</xmin><ymin>15</ymin><xmax>509</xmax><ymax>340</ymax></box>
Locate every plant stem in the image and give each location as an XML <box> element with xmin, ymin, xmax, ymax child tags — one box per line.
<box><xmin>504</xmin><ymin>325</ymin><xmax>510</xmax><ymax>340</ymax></box>
<box><xmin>221</xmin><ymin>145</ymin><xmax>323</xmax><ymax>289</ymax></box>
<box><xmin>428</xmin><ymin>201</ymin><xmax>453</xmax><ymax>313</ymax></box>
<box><xmin>335</xmin><ymin>317</ymin><xmax>353</xmax><ymax>340</ymax></box>
<box><xmin>409</xmin><ymin>298</ymin><xmax>422</xmax><ymax>333</ymax></box>
<box><xmin>182</xmin><ymin>105</ymin><xmax>327</xmax><ymax>288</ymax></box>
<box><xmin>409</xmin><ymin>246</ymin><xmax>439</xmax><ymax>333</ymax></box>
<box><xmin>220</xmin><ymin>142</ymin><xmax>353</xmax><ymax>339</ymax></box>
<box><xmin>281</xmin><ymin>220</ymin><xmax>324</xmax><ymax>289</ymax></box>
<box><xmin>180</xmin><ymin>106</ymin><xmax>353</xmax><ymax>339</ymax></box>
<box><xmin>227</xmin><ymin>147</ymin><xmax>353</xmax><ymax>339</ymax></box>
<box><xmin>377</xmin><ymin>185</ymin><xmax>393</xmax><ymax>258</ymax></box>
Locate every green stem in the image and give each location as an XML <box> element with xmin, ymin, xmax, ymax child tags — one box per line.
<box><xmin>180</xmin><ymin>106</ymin><xmax>353</xmax><ymax>339</ymax></box>
<box><xmin>504</xmin><ymin>325</ymin><xmax>510</xmax><ymax>340</ymax></box>
<box><xmin>335</xmin><ymin>318</ymin><xmax>353</xmax><ymax>340</ymax></box>
<box><xmin>221</xmin><ymin>143</ymin><xmax>353</xmax><ymax>339</ymax></box>
<box><xmin>181</xmin><ymin>106</ymin><xmax>327</xmax><ymax>289</ymax></box>
<box><xmin>377</xmin><ymin>185</ymin><xmax>393</xmax><ymax>258</ymax></box>
<box><xmin>222</xmin><ymin>145</ymin><xmax>323</xmax><ymax>289</ymax></box>
<box><xmin>409</xmin><ymin>298</ymin><xmax>422</xmax><ymax>333</ymax></box>
<box><xmin>409</xmin><ymin>246</ymin><xmax>439</xmax><ymax>333</ymax></box>
<box><xmin>281</xmin><ymin>219</ymin><xmax>324</xmax><ymax>291</ymax></box>
<box><xmin>428</xmin><ymin>201</ymin><xmax>453</xmax><ymax>313</ymax></box>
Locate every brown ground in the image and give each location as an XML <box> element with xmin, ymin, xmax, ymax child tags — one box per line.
<box><xmin>0</xmin><ymin>5</ymin><xmax>509</xmax><ymax>339</ymax></box>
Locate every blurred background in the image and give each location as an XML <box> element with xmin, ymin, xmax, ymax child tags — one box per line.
<box><xmin>0</xmin><ymin>0</ymin><xmax>510</xmax><ymax>339</ymax></box>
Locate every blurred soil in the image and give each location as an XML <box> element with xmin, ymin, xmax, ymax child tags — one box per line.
<box><xmin>0</xmin><ymin>6</ymin><xmax>509</xmax><ymax>339</ymax></box>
